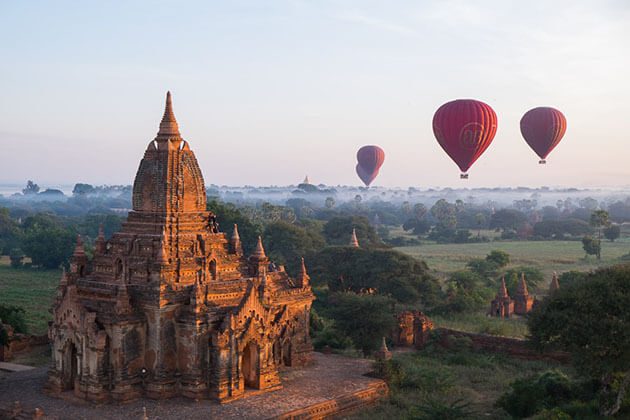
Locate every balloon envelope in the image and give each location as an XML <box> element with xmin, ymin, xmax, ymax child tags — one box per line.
<box><xmin>432</xmin><ymin>99</ymin><xmax>498</xmax><ymax>175</ymax></box>
<box><xmin>520</xmin><ymin>107</ymin><xmax>567</xmax><ymax>162</ymax></box>
<box><xmin>356</xmin><ymin>145</ymin><xmax>385</xmax><ymax>186</ymax></box>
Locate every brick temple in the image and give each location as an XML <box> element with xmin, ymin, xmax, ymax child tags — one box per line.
<box><xmin>46</xmin><ymin>92</ymin><xmax>315</xmax><ymax>403</ymax></box>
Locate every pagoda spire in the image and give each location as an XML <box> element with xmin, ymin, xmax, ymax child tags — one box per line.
<box><xmin>296</xmin><ymin>257</ymin><xmax>310</xmax><ymax>288</ymax></box>
<box><xmin>95</xmin><ymin>224</ymin><xmax>106</xmax><ymax>254</ymax></box>
<box><xmin>157</xmin><ymin>91</ymin><xmax>180</xmax><ymax>137</ymax></box>
<box><xmin>349</xmin><ymin>228</ymin><xmax>359</xmax><ymax>248</ymax></box>
<box><xmin>498</xmin><ymin>276</ymin><xmax>509</xmax><ymax>298</ymax></box>
<box><xmin>73</xmin><ymin>234</ymin><xmax>86</xmax><ymax>257</ymax></box>
<box><xmin>517</xmin><ymin>273</ymin><xmax>529</xmax><ymax>296</ymax></box>
<box><xmin>230</xmin><ymin>224</ymin><xmax>243</xmax><ymax>255</ymax></box>
<box><xmin>251</xmin><ymin>236</ymin><xmax>267</xmax><ymax>260</ymax></box>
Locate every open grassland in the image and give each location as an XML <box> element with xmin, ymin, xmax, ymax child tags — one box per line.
<box><xmin>355</xmin><ymin>345</ymin><xmax>570</xmax><ymax>419</ymax></box>
<box><xmin>0</xmin><ymin>256</ymin><xmax>60</xmax><ymax>335</ymax></box>
<box><xmin>396</xmin><ymin>237</ymin><xmax>630</xmax><ymax>280</ymax></box>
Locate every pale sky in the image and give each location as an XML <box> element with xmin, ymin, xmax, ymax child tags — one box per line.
<box><xmin>1</xmin><ymin>0</ymin><xmax>629</xmax><ymax>188</ymax></box>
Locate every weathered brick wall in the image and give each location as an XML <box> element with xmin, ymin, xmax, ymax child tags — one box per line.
<box><xmin>436</xmin><ymin>328</ymin><xmax>570</xmax><ymax>363</ymax></box>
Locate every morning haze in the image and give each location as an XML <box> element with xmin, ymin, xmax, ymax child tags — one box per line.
<box><xmin>1</xmin><ymin>1</ymin><xmax>629</xmax><ymax>188</ymax></box>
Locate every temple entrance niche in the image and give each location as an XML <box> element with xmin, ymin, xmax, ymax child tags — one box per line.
<box><xmin>241</xmin><ymin>341</ymin><xmax>259</xmax><ymax>389</ymax></box>
<box><xmin>62</xmin><ymin>341</ymin><xmax>78</xmax><ymax>391</ymax></box>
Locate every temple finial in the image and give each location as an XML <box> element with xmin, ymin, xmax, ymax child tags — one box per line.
<box><xmin>251</xmin><ymin>236</ymin><xmax>267</xmax><ymax>259</ymax></box>
<box><xmin>517</xmin><ymin>272</ymin><xmax>529</xmax><ymax>296</ymax></box>
<box><xmin>350</xmin><ymin>228</ymin><xmax>359</xmax><ymax>248</ymax></box>
<box><xmin>157</xmin><ymin>91</ymin><xmax>180</xmax><ymax>137</ymax></box>
<box><xmin>73</xmin><ymin>234</ymin><xmax>85</xmax><ymax>256</ymax></box>
<box><xmin>499</xmin><ymin>276</ymin><xmax>509</xmax><ymax>298</ymax></box>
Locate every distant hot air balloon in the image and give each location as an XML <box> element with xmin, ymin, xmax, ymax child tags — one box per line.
<box><xmin>520</xmin><ymin>107</ymin><xmax>567</xmax><ymax>164</ymax></box>
<box><xmin>432</xmin><ymin>99</ymin><xmax>498</xmax><ymax>178</ymax></box>
<box><xmin>356</xmin><ymin>145</ymin><xmax>385</xmax><ymax>187</ymax></box>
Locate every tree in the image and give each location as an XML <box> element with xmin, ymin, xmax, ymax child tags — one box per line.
<box><xmin>0</xmin><ymin>304</ymin><xmax>28</xmax><ymax>334</ymax></box>
<box><xmin>581</xmin><ymin>236</ymin><xmax>601</xmax><ymax>260</ymax></box>
<box><xmin>528</xmin><ymin>265</ymin><xmax>630</xmax><ymax>415</ymax></box>
<box><xmin>9</xmin><ymin>248</ymin><xmax>24</xmax><ymax>268</ymax></box>
<box><xmin>72</xmin><ymin>183</ymin><xmax>95</xmax><ymax>195</ymax></box>
<box><xmin>207</xmin><ymin>199</ymin><xmax>263</xmax><ymax>254</ymax></box>
<box><xmin>22</xmin><ymin>180</ymin><xmax>40</xmax><ymax>195</ymax></box>
<box><xmin>486</xmin><ymin>250</ymin><xmax>510</xmax><ymax>267</ymax></box>
<box><xmin>324</xmin><ymin>196</ymin><xmax>336</xmax><ymax>209</ymax></box>
<box><xmin>430</xmin><ymin>199</ymin><xmax>457</xmax><ymax>230</ymax></box>
<box><xmin>327</xmin><ymin>292</ymin><xmax>396</xmax><ymax>356</ymax></box>
<box><xmin>495</xmin><ymin>370</ymin><xmax>576</xmax><ymax>418</ymax></box>
<box><xmin>603</xmin><ymin>224</ymin><xmax>621</xmax><ymax>242</ymax></box>
<box><xmin>0</xmin><ymin>208</ymin><xmax>22</xmax><ymax>254</ymax></box>
<box><xmin>263</xmin><ymin>221</ymin><xmax>325</xmax><ymax>275</ymax></box>
<box><xmin>590</xmin><ymin>210</ymin><xmax>610</xmax><ymax>240</ymax></box>
<box><xmin>322</xmin><ymin>216</ymin><xmax>383</xmax><ymax>247</ymax></box>
<box><xmin>474</xmin><ymin>212</ymin><xmax>486</xmax><ymax>238</ymax></box>
<box><xmin>310</xmin><ymin>247</ymin><xmax>441</xmax><ymax>306</ymax></box>
<box><xmin>22</xmin><ymin>225</ymin><xmax>75</xmax><ymax>268</ymax></box>
<box><xmin>490</xmin><ymin>209</ymin><xmax>527</xmax><ymax>232</ymax></box>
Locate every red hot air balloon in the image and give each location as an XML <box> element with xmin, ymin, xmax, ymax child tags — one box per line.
<box><xmin>520</xmin><ymin>107</ymin><xmax>567</xmax><ymax>164</ymax></box>
<box><xmin>432</xmin><ymin>99</ymin><xmax>498</xmax><ymax>179</ymax></box>
<box><xmin>356</xmin><ymin>145</ymin><xmax>385</xmax><ymax>187</ymax></box>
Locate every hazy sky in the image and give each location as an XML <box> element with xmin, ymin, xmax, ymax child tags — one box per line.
<box><xmin>1</xmin><ymin>0</ymin><xmax>629</xmax><ymax>188</ymax></box>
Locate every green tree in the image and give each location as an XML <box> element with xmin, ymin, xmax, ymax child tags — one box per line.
<box><xmin>0</xmin><ymin>208</ymin><xmax>22</xmax><ymax>254</ymax></box>
<box><xmin>9</xmin><ymin>248</ymin><xmax>25</xmax><ymax>268</ymax></box>
<box><xmin>322</xmin><ymin>216</ymin><xmax>383</xmax><ymax>247</ymax></box>
<box><xmin>486</xmin><ymin>250</ymin><xmax>510</xmax><ymax>267</ymax></box>
<box><xmin>327</xmin><ymin>292</ymin><xmax>396</xmax><ymax>356</ymax></box>
<box><xmin>495</xmin><ymin>370</ymin><xmax>576</xmax><ymax>418</ymax></box>
<box><xmin>324</xmin><ymin>196</ymin><xmax>335</xmax><ymax>209</ymax></box>
<box><xmin>528</xmin><ymin>265</ymin><xmax>630</xmax><ymax>416</ymax></box>
<box><xmin>581</xmin><ymin>236</ymin><xmax>601</xmax><ymax>260</ymax></box>
<box><xmin>22</xmin><ymin>225</ymin><xmax>75</xmax><ymax>268</ymax></box>
<box><xmin>0</xmin><ymin>304</ymin><xmax>28</xmax><ymax>334</ymax></box>
<box><xmin>207</xmin><ymin>199</ymin><xmax>263</xmax><ymax>254</ymax></box>
<box><xmin>430</xmin><ymin>199</ymin><xmax>457</xmax><ymax>230</ymax></box>
<box><xmin>22</xmin><ymin>180</ymin><xmax>40</xmax><ymax>195</ymax></box>
<box><xmin>263</xmin><ymin>221</ymin><xmax>325</xmax><ymax>275</ymax></box>
<box><xmin>310</xmin><ymin>247</ymin><xmax>440</xmax><ymax>306</ymax></box>
<box><xmin>590</xmin><ymin>210</ymin><xmax>610</xmax><ymax>240</ymax></box>
<box><xmin>490</xmin><ymin>209</ymin><xmax>527</xmax><ymax>232</ymax></box>
<box><xmin>603</xmin><ymin>224</ymin><xmax>621</xmax><ymax>242</ymax></box>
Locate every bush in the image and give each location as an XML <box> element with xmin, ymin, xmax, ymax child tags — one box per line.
<box><xmin>0</xmin><ymin>304</ymin><xmax>28</xmax><ymax>334</ymax></box>
<box><xmin>495</xmin><ymin>370</ymin><xmax>578</xmax><ymax>418</ymax></box>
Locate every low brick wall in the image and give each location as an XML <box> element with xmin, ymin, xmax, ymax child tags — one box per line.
<box><xmin>1</xmin><ymin>334</ymin><xmax>49</xmax><ymax>362</ymax></box>
<box><xmin>436</xmin><ymin>328</ymin><xmax>570</xmax><ymax>363</ymax></box>
<box><xmin>275</xmin><ymin>381</ymin><xmax>388</xmax><ymax>419</ymax></box>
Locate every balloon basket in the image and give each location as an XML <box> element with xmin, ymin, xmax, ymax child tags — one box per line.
<box><xmin>460</xmin><ymin>173</ymin><xmax>469</xmax><ymax>179</ymax></box>
<box><xmin>538</xmin><ymin>159</ymin><xmax>546</xmax><ymax>164</ymax></box>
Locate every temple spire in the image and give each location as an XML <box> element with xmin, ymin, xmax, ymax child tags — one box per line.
<box><xmin>296</xmin><ymin>257</ymin><xmax>310</xmax><ymax>288</ymax></box>
<box><xmin>349</xmin><ymin>228</ymin><xmax>359</xmax><ymax>248</ymax></box>
<box><xmin>95</xmin><ymin>224</ymin><xmax>106</xmax><ymax>254</ymax></box>
<box><xmin>517</xmin><ymin>273</ymin><xmax>529</xmax><ymax>296</ymax></box>
<box><xmin>251</xmin><ymin>236</ymin><xmax>267</xmax><ymax>260</ymax></box>
<box><xmin>230</xmin><ymin>224</ymin><xmax>242</xmax><ymax>255</ymax></box>
<box><xmin>498</xmin><ymin>276</ymin><xmax>509</xmax><ymax>298</ymax></box>
<box><xmin>73</xmin><ymin>234</ymin><xmax>85</xmax><ymax>256</ymax></box>
<box><xmin>157</xmin><ymin>91</ymin><xmax>180</xmax><ymax>137</ymax></box>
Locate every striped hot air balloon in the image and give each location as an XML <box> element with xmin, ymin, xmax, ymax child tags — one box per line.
<box><xmin>432</xmin><ymin>99</ymin><xmax>498</xmax><ymax>178</ymax></box>
<box><xmin>520</xmin><ymin>107</ymin><xmax>567</xmax><ymax>164</ymax></box>
<box><xmin>356</xmin><ymin>145</ymin><xmax>385</xmax><ymax>187</ymax></box>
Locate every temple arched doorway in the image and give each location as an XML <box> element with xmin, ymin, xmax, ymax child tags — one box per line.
<box><xmin>62</xmin><ymin>341</ymin><xmax>78</xmax><ymax>391</ymax></box>
<box><xmin>241</xmin><ymin>341</ymin><xmax>259</xmax><ymax>389</ymax></box>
